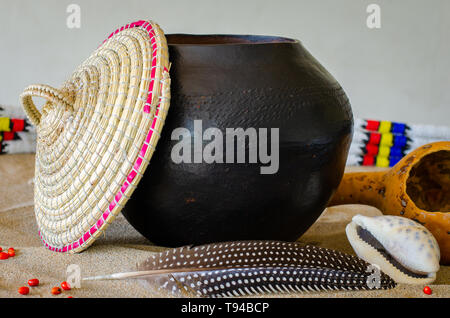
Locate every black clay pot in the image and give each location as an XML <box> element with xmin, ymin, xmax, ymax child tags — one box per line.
<box><xmin>122</xmin><ymin>34</ymin><xmax>353</xmax><ymax>247</ymax></box>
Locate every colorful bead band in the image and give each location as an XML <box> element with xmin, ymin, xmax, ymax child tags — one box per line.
<box><xmin>0</xmin><ymin>117</ymin><xmax>29</xmax><ymax>132</ymax></box>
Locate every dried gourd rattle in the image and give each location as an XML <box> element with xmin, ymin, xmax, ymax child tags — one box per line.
<box><xmin>329</xmin><ymin>141</ymin><xmax>450</xmax><ymax>264</ymax></box>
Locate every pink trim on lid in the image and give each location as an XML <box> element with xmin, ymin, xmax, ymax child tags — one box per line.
<box><xmin>127</xmin><ymin>170</ymin><xmax>137</xmax><ymax>183</ymax></box>
<box><xmin>109</xmin><ymin>201</ymin><xmax>116</xmax><ymax>211</ymax></box>
<box><xmin>133</xmin><ymin>157</ymin><xmax>143</xmax><ymax>171</ymax></box>
<box><xmin>140</xmin><ymin>144</ymin><xmax>148</xmax><ymax>157</ymax></box>
<box><xmin>121</xmin><ymin>181</ymin><xmax>130</xmax><ymax>194</ymax></box>
<box><xmin>145</xmin><ymin>129</ymin><xmax>154</xmax><ymax>143</ymax></box>
<box><xmin>96</xmin><ymin>218</ymin><xmax>104</xmax><ymax>228</ymax></box>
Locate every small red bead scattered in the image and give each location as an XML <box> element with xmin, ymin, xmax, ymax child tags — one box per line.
<box><xmin>0</xmin><ymin>247</ymin><xmax>2</xmax><ymax>252</ymax></box>
<box><xmin>0</xmin><ymin>252</ymin><xmax>9</xmax><ymax>260</ymax></box>
<box><xmin>423</xmin><ymin>286</ymin><xmax>432</xmax><ymax>295</ymax></box>
<box><xmin>28</xmin><ymin>279</ymin><xmax>40</xmax><ymax>287</ymax></box>
<box><xmin>18</xmin><ymin>286</ymin><xmax>29</xmax><ymax>295</ymax></box>
<box><xmin>8</xmin><ymin>248</ymin><xmax>15</xmax><ymax>257</ymax></box>
<box><xmin>51</xmin><ymin>287</ymin><xmax>62</xmax><ymax>295</ymax></box>
<box><xmin>61</xmin><ymin>281</ymin><xmax>71</xmax><ymax>291</ymax></box>
<box><xmin>67</xmin><ymin>296</ymin><xmax>73</xmax><ymax>298</ymax></box>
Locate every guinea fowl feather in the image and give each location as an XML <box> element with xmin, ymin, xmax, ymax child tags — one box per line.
<box><xmin>83</xmin><ymin>241</ymin><xmax>396</xmax><ymax>297</ymax></box>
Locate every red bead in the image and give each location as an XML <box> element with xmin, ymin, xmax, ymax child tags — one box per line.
<box><xmin>0</xmin><ymin>247</ymin><xmax>2</xmax><ymax>252</ymax></box>
<box><xmin>362</xmin><ymin>155</ymin><xmax>375</xmax><ymax>166</ymax></box>
<box><xmin>67</xmin><ymin>296</ymin><xmax>73</xmax><ymax>298</ymax></box>
<box><xmin>366</xmin><ymin>120</ymin><xmax>380</xmax><ymax>131</ymax></box>
<box><xmin>0</xmin><ymin>252</ymin><xmax>9</xmax><ymax>260</ymax></box>
<box><xmin>423</xmin><ymin>286</ymin><xmax>432</xmax><ymax>295</ymax></box>
<box><xmin>11</xmin><ymin>119</ymin><xmax>25</xmax><ymax>132</ymax></box>
<box><xmin>18</xmin><ymin>286</ymin><xmax>29</xmax><ymax>295</ymax></box>
<box><xmin>61</xmin><ymin>281</ymin><xmax>71</xmax><ymax>291</ymax></box>
<box><xmin>365</xmin><ymin>143</ymin><xmax>379</xmax><ymax>156</ymax></box>
<box><xmin>3</xmin><ymin>131</ymin><xmax>15</xmax><ymax>141</ymax></box>
<box><xmin>368</xmin><ymin>132</ymin><xmax>381</xmax><ymax>145</ymax></box>
<box><xmin>28</xmin><ymin>279</ymin><xmax>40</xmax><ymax>287</ymax></box>
<box><xmin>51</xmin><ymin>287</ymin><xmax>62</xmax><ymax>295</ymax></box>
<box><xmin>8</xmin><ymin>248</ymin><xmax>15</xmax><ymax>257</ymax></box>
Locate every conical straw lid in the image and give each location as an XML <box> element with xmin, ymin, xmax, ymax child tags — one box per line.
<box><xmin>20</xmin><ymin>20</ymin><xmax>171</xmax><ymax>253</ymax></box>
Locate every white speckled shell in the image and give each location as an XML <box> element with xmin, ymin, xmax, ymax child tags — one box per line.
<box><xmin>351</xmin><ymin>215</ymin><xmax>440</xmax><ymax>274</ymax></box>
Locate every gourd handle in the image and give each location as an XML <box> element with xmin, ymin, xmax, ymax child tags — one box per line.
<box><xmin>20</xmin><ymin>84</ymin><xmax>74</xmax><ymax>126</ymax></box>
<box><xmin>328</xmin><ymin>170</ymin><xmax>387</xmax><ymax>210</ymax></box>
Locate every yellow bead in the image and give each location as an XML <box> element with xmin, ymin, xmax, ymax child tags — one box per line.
<box><xmin>378</xmin><ymin>145</ymin><xmax>391</xmax><ymax>157</ymax></box>
<box><xmin>376</xmin><ymin>156</ymin><xmax>390</xmax><ymax>168</ymax></box>
<box><xmin>378</xmin><ymin>121</ymin><xmax>392</xmax><ymax>133</ymax></box>
<box><xmin>0</xmin><ymin>117</ymin><xmax>11</xmax><ymax>132</ymax></box>
<box><xmin>380</xmin><ymin>133</ymin><xmax>394</xmax><ymax>147</ymax></box>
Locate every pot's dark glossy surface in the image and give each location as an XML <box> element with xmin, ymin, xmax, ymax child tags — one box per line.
<box><xmin>122</xmin><ymin>34</ymin><xmax>353</xmax><ymax>247</ymax></box>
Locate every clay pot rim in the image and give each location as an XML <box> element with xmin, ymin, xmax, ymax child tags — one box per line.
<box><xmin>166</xmin><ymin>34</ymin><xmax>300</xmax><ymax>46</ymax></box>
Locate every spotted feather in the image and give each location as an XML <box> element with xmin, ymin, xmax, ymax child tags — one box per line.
<box><xmin>83</xmin><ymin>240</ymin><xmax>396</xmax><ymax>297</ymax></box>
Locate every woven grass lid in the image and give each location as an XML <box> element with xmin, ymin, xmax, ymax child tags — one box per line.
<box><xmin>20</xmin><ymin>20</ymin><xmax>171</xmax><ymax>253</ymax></box>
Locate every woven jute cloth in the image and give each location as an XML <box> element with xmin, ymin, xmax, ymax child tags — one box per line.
<box><xmin>1</xmin><ymin>156</ymin><xmax>449</xmax><ymax>297</ymax></box>
<box><xmin>20</xmin><ymin>20</ymin><xmax>171</xmax><ymax>253</ymax></box>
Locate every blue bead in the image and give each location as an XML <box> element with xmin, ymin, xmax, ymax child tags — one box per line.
<box><xmin>393</xmin><ymin>135</ymin><xmax>408</xmax><ymax>148</ymax></box>
<box><xmin>390</xmin><ymin>147</ymin><xmax>404</xmax><ymax>157</ymax></box>
<box><xmin>392</xmin><ymin>123</ymin><xmax>406</xmax><ymax>134</ymax></box>
<box><xmin>390</xmin><ymin>156</ymin><xmax>402</xmax><ymax>167</ymax></box>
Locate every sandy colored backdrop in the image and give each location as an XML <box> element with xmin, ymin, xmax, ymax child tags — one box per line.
<box><xmin>0</xmin><ymin>154</ymin><xmax>448</xmax><ymax>298</ymax></box>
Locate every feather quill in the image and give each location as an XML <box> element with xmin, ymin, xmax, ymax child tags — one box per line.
<box><xmin>83</xmin><ymin>241</ymin><xmax>396</xmax><ymax>297</ymax></box>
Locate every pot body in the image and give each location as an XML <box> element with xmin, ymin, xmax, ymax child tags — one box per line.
<box><xmin>122</xmin><ymin>35</ymin><xmax>353</xmax><ymax>246</ymax></box>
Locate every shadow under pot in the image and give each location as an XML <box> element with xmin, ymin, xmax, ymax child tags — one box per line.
<box><xmin>122</xmin><ymin>34</ymin><xmax>354</xmax><ymax>247</ymax></box>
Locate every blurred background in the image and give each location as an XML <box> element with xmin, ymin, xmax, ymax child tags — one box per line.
<box><xmin>0</xmin><ymin>0</ymin><xmax>449</xmax><ymax>125</ymax></box>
